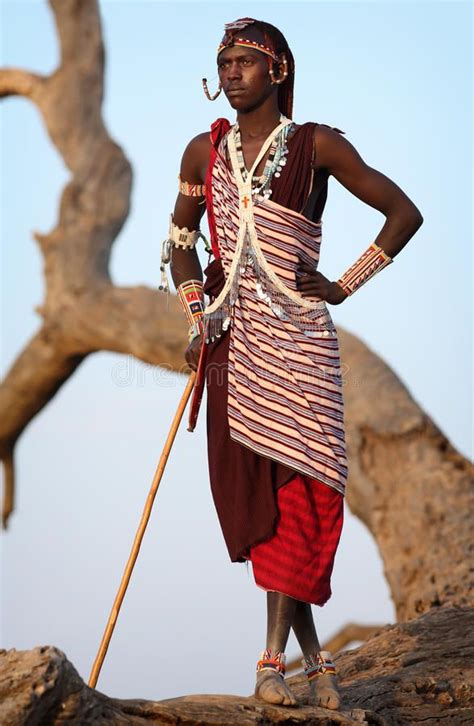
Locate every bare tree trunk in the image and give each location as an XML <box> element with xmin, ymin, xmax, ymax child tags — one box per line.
<box><xmin>339</xmin><ymin>331</ymin><xmax>473</xmax><ymax>622</ymax></box>
<box><xmin>0</xmin><ymin>0</ymin><xmax>188</xmax><ymax>528</ymax></box>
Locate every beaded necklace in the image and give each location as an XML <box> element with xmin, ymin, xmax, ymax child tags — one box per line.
<box><xmin>232</xmin><ymin>115</ymin><xmax>295</xmax><ymax>200</ymax></box>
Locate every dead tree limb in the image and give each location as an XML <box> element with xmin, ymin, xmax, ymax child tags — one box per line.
<box><xmin>0</xmin><ymin>0</ymin><xmax>187</xmax><ymax>528</ymax></box>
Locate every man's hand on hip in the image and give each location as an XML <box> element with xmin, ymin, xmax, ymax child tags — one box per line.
<box><xmin>296</xmin><ymin>261</ymin><xmax>347</xmax><ymax>305</ymax></box>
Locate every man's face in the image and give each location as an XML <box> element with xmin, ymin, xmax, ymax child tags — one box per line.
<box><xmin>217</xmin><ymin>40</ymin><xmax>276</xmax><ymax>112</ymax></box>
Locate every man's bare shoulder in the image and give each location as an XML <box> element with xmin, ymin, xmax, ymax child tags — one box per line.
<box><xmin>179</xmin><ymin>131</ymin><xmax>212</xmax><ymax>183</ymax></box>
<box><xmin>183</xmin><ymin>132</ymin><xmax>212</xmax><ymax>160</ymax></box>
<box><xmin>180</xmin><ymin>132</ymin><xmax>212</xmax><ymax>182</ymax></box>
<box><xmin>313</xmin><ymin>123</ymin><xmax>346</xmax><ymax>146</ymax></box>
<box><xmin>312</xmin><ymin>123</ymin><xmax>351</xmax><ymax>171</ymax></box>
<box><xmin>186</xmin><ymin>131</ymin><xmax>212</xmax><ymax>148</ymax></box>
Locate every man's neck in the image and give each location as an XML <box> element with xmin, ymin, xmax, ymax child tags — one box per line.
<box><xmin>236</xmin><ymin>100</ymin><xmax>282</xmax><ymax>140</ymax></box>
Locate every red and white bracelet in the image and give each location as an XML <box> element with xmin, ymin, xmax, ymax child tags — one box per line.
<box><xmin>176</xmin><ymin>279</ymin><xmax>205</xmax><ymax>344</ymax></box>
<box><xmin>337</xmin><ymin>241</ymin><xmax>393</xmax><ymax>297</ymax></box>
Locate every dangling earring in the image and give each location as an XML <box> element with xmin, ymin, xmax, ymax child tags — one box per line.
<box><xmin>202</xmin><ymin>78</ymin><xmax>222</xmax><ymax>100</ymax></box>
<box><xmin>269</xmin><ymin>57</ymin><xmax>289</xmax><ymax>85</ymax></box>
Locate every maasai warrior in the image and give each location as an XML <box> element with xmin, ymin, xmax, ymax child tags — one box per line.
<box><xmin>159</xmin><ymin>18</ymin><xmax>423</xmax><ymax>709</ymax></box>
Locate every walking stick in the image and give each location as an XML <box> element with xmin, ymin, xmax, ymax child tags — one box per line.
<box><xmin>88</xmin><ymin>369</ymin><xmax>197</xmax><ymax>689</ymax></box>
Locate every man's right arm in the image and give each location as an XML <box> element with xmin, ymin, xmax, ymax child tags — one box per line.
<box><xmin>170</xmin><ymin>132</ymin><xmax>211</xmax><ymax>288</ymax></box>
<box><xmin>164</xmin><ymin>132</ymin><xmax>211</xmax><ymax>371</ymax></box>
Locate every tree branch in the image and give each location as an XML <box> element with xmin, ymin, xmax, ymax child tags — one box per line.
<box><xmin>340</xmin><ymin>330</ymin><xmax>474</xmax><ymax>621</ymax></box>
<box><xmin>0</xmin><ymin>68</ymin><xmax>44</xmax><ymax>99</ymax></box>
<box><xmin>0</xmin><ymin>0</ymin><xmax>191</xmax><ymax>527</ymax></box>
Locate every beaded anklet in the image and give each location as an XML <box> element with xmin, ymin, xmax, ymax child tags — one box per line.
<box><xmin>256</xmin><ymin>647</ymin><xmax>287</xmax><ymax>678</ymax></box>
<box><xmin>301</xmin><ymin>650</ymin><xmax>337</xmax><ymax>682</ymax></box>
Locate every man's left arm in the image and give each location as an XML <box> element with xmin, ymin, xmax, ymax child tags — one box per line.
<box><xmin>297</xmin><ymin>126</ymin><xmax>424</xmax><ymax>304</ymax></box>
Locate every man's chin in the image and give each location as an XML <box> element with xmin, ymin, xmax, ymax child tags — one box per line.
<box><xmin>225</xmin><ymin>96</ymin><xmax>251</xmax><ymax>111</ymax></box>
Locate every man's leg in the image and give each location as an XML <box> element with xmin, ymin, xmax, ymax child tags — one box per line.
<box><xmin>255</xmin><ymin>592</ymin><xmax>298</xmax><ymax>706</ymax></box>
<box><xmin>291</xmin><ymin>600</ymin><xmax>340</xmax><ymax>709</ymax></box>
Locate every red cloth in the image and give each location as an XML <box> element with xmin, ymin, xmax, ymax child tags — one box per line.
<box><xmin>247</xmin><ymin>474</ymin><xmax>344</xmax><ymax>606</ymax></box>
<box><xmin>205</xmin><ymin>117</ymin><xmax>231</xmax><ymax>260</ymax></box>
<box><xmin>188</xmin><ymin>117</ymin><xmax>231</xmax><ymax>432</ymax></box>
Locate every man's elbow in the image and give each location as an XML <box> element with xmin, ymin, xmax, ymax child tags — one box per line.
<box><xmin>392</xmin><ymin>200</ymin><xmax>424</xmax><ymax>234</ymax></box>
<box><xmin>405</xmin><ymin>209</ymin><xmax>424</xmax><ymax>239</ymax></box>
<box><xmin>411</xmin><ymin>205</ymin><xmax>424</xmax><ymax>229</ymax></box>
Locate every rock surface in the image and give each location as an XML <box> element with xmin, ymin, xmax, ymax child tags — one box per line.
<box><xmin>1</xmin><ymin>606</ymin><xmax>472</xmax><ymax>725</ymax></box>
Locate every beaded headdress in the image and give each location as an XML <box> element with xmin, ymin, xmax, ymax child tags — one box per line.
<box><xmin>217</xmin><ymin>19</ymin><xmax>280</xmax><ymax>63</ymax></box>
<box><xmin>206</xmin><ymin>17</ymin><xmax>295</xmax><ymax>119</ymax></box>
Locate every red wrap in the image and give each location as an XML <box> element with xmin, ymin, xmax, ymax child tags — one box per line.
<box><xmin>187</xmin><ymin>118</ymin><xmax>230</xmax><ymax>432</ymax></box>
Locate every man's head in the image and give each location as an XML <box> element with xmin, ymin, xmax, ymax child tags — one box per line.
<box><xmin>215</xmin><ymin>18</ymin><xmax>295</xmax><ymax>118</ymax></box>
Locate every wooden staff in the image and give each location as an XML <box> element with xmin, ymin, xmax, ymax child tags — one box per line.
<box><xmin>88</xmin><ymin>370</ymin><xmax>197</xmax><ymax>689</ymax></box>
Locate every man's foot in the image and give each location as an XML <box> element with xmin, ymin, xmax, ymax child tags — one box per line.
<box><xmin>302</xmin><ymin>650</ymin><xmax>341</xmax><ymax>710</ymax></box>
<box><xmin>308</xmin><ymin>672</ymin><xmax>341</xmax><ymax>709</ymax></box>
<box><xmin>254</xmin><ymin>647</ymin><xmax>298</xmax><ymax>707</ymax></box>
<box><xmin>255</xmin><ymin>669</ymin><xmax>297</xmax><ymax>706</ymax></box>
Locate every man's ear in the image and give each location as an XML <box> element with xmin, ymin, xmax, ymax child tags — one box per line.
<box><xmin>270</xmin><ymin>52</ymin><xmax>289</xmax><ymax>85</ymax></box>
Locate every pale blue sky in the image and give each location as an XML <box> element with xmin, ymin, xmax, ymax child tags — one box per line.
<box><xmin>1</xmin><ymin>0</ymin><xmax>472</xmax><ymax>702</ymax></box>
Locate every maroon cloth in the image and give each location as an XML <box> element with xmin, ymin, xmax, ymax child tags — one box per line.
<box><xmin>204</xmin><ymin>122</ymin><xmax>330</xmax><ymax>563</ymax></box>
<box><xmin>270</xmin><ymin>122</ymin><xmax>316</xmax><ymax>214</ymax></box>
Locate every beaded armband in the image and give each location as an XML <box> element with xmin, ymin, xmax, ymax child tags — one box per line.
<box><xmin>158</xmin><ymin>214</ymin><xmax>210</xmax><ymax>293</ymax></box>
<box><xmin>337</xmin><ymin>241</ymin><xmax>393</xmax><ymax>297</ymax></box>
<box><xmin>178</xmin><ymin>174</ymin><xmax>206</xmax><ymax>197</ymax></box>
<box><xmin>301</xmin><ymin>651</ymin><xmax>337</xmax><ymax>681</ymax></box>
<box><xmin>177</xmin><ymin>279</ymin><xmax>205</xmax><ymax>344</ymax></box>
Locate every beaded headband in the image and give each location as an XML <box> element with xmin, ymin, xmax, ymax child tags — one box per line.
<box><xmin>217</xmin><ymin>37</ymin><xmax>280</xmax><ymax>63</ymax></box>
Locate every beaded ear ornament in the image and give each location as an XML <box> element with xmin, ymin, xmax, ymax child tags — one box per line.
<box><xmin>202</xmin><ymin>78</ymin><xmax>222</xmax><ymax>101</ymax></box>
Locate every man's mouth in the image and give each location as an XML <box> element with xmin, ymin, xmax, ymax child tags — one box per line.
<box><xmin>227</xmin><ymin>88</ymin><xmax>245</xmax><ymax>96</ymax></box>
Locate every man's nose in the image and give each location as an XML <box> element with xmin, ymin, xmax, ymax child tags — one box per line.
<box><xmin>227</xmin><ymin>63</ymin><xmax>242</xmax><ymax>80</ymax></box>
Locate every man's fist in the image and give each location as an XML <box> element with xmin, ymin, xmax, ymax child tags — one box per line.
<box><xmin>185</xmin><ymin>334</ymin><xmax>203</xmax><ymax>371</ymax></box>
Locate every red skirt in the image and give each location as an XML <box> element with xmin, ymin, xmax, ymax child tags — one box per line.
<box><xmin>246</xmin><ymin>473</ymin><xmax>344</xmax><ymax>606</ymax></box>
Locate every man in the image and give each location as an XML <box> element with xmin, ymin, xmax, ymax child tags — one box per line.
<box><xmin>159</xmin><ymin>17</ymin><xmax>423</xmax><ymax>710</ymax></box>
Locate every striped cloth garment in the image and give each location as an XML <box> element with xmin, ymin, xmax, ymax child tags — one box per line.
<box><xmin>195</xmin><ymin>121</ymin><xmax>349</xmax><ymax>497</ymax></box>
